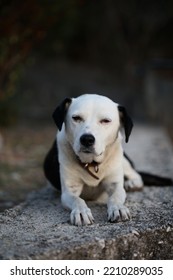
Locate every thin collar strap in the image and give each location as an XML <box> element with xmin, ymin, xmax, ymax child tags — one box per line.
<box><xmin>78</xmin><ymin>159</ymin><xmax>100</xmax><ymax>180</ymax></box>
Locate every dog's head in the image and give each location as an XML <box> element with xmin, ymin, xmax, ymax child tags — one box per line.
<box><xmin>53</xmin><ymin>94</ymin><xmax>133</xmax><ymax>163</ymax></box>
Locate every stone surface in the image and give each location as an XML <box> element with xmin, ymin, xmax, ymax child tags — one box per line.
<box><xmin>0</xmin><ymin>125</ymin><xmax>173</xmax><ymax>259</ymax></box>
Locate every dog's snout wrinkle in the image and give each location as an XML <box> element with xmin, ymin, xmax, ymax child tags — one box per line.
<box><xmin>80</xmin><ymin>134</ymin><xmax>95</xmax><ymax>147</ymax></box>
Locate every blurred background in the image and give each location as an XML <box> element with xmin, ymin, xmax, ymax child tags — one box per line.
<box><xmin>0</xmin><ymin>0</ymin><xmax>173</xmax><ymax>211</ymax></box>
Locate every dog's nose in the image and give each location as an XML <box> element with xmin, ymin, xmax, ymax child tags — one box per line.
<box><xmin>80</xmin><ymin>134</ymin><xmax>95</xmax><ymax>147</ymax></box>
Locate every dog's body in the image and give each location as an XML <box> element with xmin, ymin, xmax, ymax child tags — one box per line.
<box><xmin>44</xmin><ymin>94</ymin><xmax>172</xmax><ymax>226</ymax></box>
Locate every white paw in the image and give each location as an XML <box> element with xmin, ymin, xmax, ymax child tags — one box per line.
<box><xmin>70</xmin><ymin>207</ymin><xmax>94</xmax><ymax>226</ymax></box>
<box><xmin>107</xmin><ymin>205</ymin><xmax>131</xmax><ymax>222</ymax></box>
<box><xmin>124</xmin><ymin>174</ymin><xmax>144</xmax><ymax>192</ymax></box>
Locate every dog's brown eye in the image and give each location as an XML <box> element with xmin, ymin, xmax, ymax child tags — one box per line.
<box><xmin>100</xmin><ymin>118</ymin><xmax>111</xmax><ymax>124</ymax></box>
<box><xmin>72</xmin><ymin>115</ymin><xmax>83</xmax><ymax>122</ymax></box>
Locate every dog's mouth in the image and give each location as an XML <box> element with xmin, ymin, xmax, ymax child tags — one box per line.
<box><xmin>83</xmin><ymin>150</ymin><xmax>92</xmax><ymax>154</ymax></box>
<box><xmin>80</xmin><ymin>146</ymin><xmax>94</xmax><ymax>154</ymax></box>
<box><xmin>80</xmin><ymin>147</ymin><xmax>103</xmax><ymax>157</ymax></box>
<box><xmin>77</xmin><ymin>150</ymin><xmax>104</xmax><ymax>165</ymax></box>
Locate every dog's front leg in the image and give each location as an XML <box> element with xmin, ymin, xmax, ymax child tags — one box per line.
<box><xmin>61</xmin><ymin>185</ymin><xmax>94</xmax><ymax>226</ymax></box>
<box><xmin>104</xmin><ymin>179</ymin><xmax>131</xmax><ymax>223</ymax></box>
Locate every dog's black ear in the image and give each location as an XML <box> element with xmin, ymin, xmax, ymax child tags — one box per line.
<box><xmin>118</xmin><ymin>105</ymin><xmax>133</xmax><ymax>143</ymax></box>
<box><xmin>52</xmin><ymin>98</ymin><xmax>72</xmax><ymax>130</ymax></box>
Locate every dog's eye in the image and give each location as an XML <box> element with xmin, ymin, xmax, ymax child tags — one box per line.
<box><xmin>100</xmin><ymin>118</ymin><xmax>111</xmax><ymax>124</ymax></box>
<box><xmin>72</xmin><ymin>115</ymin><xmax>83</xmax><ymax>122</ymax></box>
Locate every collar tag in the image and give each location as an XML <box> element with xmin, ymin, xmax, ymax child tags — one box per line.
<box><xmin>94</xmin><ymin>164</ymin><xmax>99</xmax><ymax>173</ymax></box>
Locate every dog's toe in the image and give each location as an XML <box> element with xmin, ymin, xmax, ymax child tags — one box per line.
<box><xmin>108</xmin><ymin>205</ymin><xmax>130</xmax><ymax>223</ymax></box>
<box><xmin>108</xmin><ymin>207</ymin><xmax>120</xmax><ymax>222</ymax></box>
<box><xmin>70</xmin><ymin>208</ymin><xmax>94</xmax><ymax>226</ymax></box>
<box><xmin>119</xmin><ymin>206</ymin><xmax>131</xmax><ymax>221</ymax></box>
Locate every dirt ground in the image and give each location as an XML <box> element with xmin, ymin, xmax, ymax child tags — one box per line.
<box><xmin>0</xmin><ymin>124</ymin><xmax>56</xmax><ymax>211</ymax></box>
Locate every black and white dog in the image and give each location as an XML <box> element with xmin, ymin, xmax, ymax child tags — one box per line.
<box><xmin>44</xmin><ymin>94</ymin><xmax>172</xmax><ymax>226</ymax></box>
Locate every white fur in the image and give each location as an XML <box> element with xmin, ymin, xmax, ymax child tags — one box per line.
<box><xmin>123</xmin><ymin>157</ymin><xmax>143</xmax><ymax>191</ymax></box>
<box><xmin>56</xmin><ymin>94</ymin><xmax>142</xmax><ymax>225</ymax></box>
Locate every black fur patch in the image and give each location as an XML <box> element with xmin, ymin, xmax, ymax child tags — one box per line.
<box><xmin>43</xmin><ymin>140</ymin><xmax>61</xmax><ymax>190</ymax></box>
<box><xmin>138</xmin><ymin>171</ymin><xmax>173</xmax><ymax>186</ymax></box>
<box><xmin>52</xmin><ymin>98</ymin><xmax>72</xmax><ymax>131</ymax></box>
<box><xmin>118</xmin><ymin>105</ymin><xmax>133</xmax><ymax>143</ymax></box>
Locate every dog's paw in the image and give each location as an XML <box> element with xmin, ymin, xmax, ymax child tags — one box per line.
<box><xmin>124</xmin><ymin>174</ymin><xmax>144</xmax><ymax>192</ymax></box>
<box><xmin>107</xmin><ymin>205</ymin><xmax>130</xmax><ymax>223</ymax></box>
<box><xmin>70</xmin><ymin>207</ymin><xmax>94</xmax><ymax>226</ymax></box>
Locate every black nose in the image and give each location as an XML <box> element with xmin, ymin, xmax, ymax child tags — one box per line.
<box><xmin>80</xmin><ymin>134</ymin><xmax>95</xmax><ymax>147</ymax></box>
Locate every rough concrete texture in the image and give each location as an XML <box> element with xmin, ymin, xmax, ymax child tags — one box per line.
<box><xmin>0</xmin><ymin>125</ymin><xmax>173</xmax><ymax>260</ymax></box>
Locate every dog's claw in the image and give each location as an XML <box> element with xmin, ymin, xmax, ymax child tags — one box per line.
<box><xmin>107</xmin><ymin>205</ymin><xmax>130</xmax><ymax>223</ymax></box>
<box><xmin>70</xmin><ymin>208</ymin><xmax>94</xmax><ymax>226</ymax></box>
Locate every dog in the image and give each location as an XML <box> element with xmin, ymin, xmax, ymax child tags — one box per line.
<box><xmin>44</xmin><ymin>94</ymin><xmax>172</xmax><ymax>226</ymax></box>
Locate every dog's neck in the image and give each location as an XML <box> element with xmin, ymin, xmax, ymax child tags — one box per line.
<box><xmin>77</xmin><ymin>158</ymin><xmax>100</xmax><ymax>180</ymax></box>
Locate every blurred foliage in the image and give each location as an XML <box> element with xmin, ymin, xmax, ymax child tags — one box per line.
<box><xmin>0</xmin><ymin>0</ymin><xmax>84</xmax><ymax>125</ymax></box>
<box><xmin>0</xmin><ymin>0</ymin><xmax>173</xmax><ymax>125</ymax></box>
<box><xmin>0</xmin><ymin>0</ymin><xmax>57</xmax><ymax>124</ymax></box>
<box><xmin>0</xmin><ymin>0</ymin><xmax>58</xmax><ymax>96</ymax></box>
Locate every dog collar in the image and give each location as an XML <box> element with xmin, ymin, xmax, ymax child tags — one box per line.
<box><xmin>78</xmin><ymin>159</ymin><xmax>100</xmax><ymax>180</ymax></box>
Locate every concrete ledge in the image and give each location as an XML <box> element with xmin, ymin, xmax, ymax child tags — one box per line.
<box><xmin>0</xmin><ymin>125</ymin><xmax>173</xmax><ymax>259</ymax></box>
